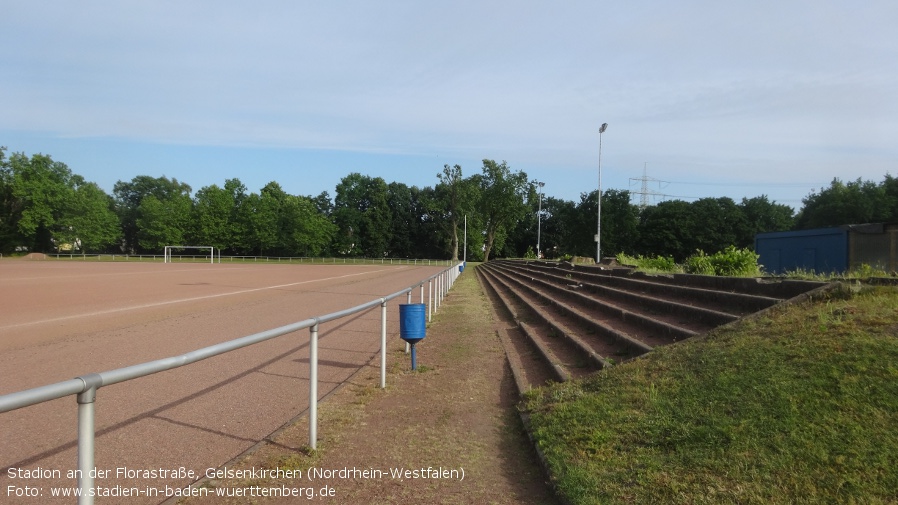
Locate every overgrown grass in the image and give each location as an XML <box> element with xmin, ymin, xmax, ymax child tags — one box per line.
<box><xmin>616</xmin><ymin>253</ymin><xmax>682</xmax><ymax>274</ymax></box>
<box><xmin>784</xmin><ymin>263</ymin><xmax>893</xmax><ymax>281</ymax></box>
<box><xmin>617</xmin><ymin>246</ymin><xmax>762</xmax><ymax>277</ymax></box>
<box><xmin>523</xmin><ymin>285</ymin><xmax>898</xmax><ymax>504</ymax></box>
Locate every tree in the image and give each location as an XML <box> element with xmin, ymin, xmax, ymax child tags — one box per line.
<box><xmin>795</xmin><ymin>177</ymin><xmax>894</xmax><ymax>229</ymax></box>
<box><xmin>56</xmin><ymin>180</ymin><xmax>121</xmax><ymax>253</ymax></box>
<box><xmin>0</xmin><ymin>147</ymin><xmax>21</xmax><ymax>253</ymax></box>
<box><xmin>333</xmin><ymin>173</ymin><xmax>393</xmax><ymax>257</ymax></box>
<box><xmin>597</xmin><ymin>189</ymin><xmax>639</xmax><ymax>258</ymax></box>
<box><xmin>477</xmin><ymin>160</ymin><xmax>530</xmax><ymax>261</ymax></box>
<box><xmin>9</xmin><ymin>152</ymin><xmax>80</xmax><ymax>252</ymax></box>
<box><xmin>114</xmin><ymin>175</ymin><xmax>192</xmax><ymax>253</ymax></box>
<box><xmin>191</xmin><ymin>178</ymin><xmax>248</xmax><ymax>253</ymax></box>
<box><xmin>241</xmin><ymin>183</ymin><xmax>282</xmax><ymax>256</ymax></box>
<box><xmin>432</xmin><ymin>164</ymin><xmax>479</xmax><ymax>260</ymax></box>
<box><xmin>538</xmin><ymin>196</ymin><xmax>578</xmax><ymax>259</ymax></box>
<box><xmin>738</xmin><ymin>195</ymin><xmax>794</xmax><ymax>243</ymax></box>
<box><xmin>281</xmin><ymin>194</ymin><xmax>337</xmax><ymax>257</ymax></box>
<box><xmin>386</xmin><ymin>182</ymin><xmax>419</xmax><ymax>258</ymax></box>
<box><xmin>311</xmin><ymin>191</ymin><xmax>333</xmax><ymax>217</ymax></box>
<box><xmin>136</xmin><ymin>193</ymin><xmax>193</xmax><ymax>251</ymax></box>
<box><xmin>687</xmin><ymin>197</ymin><xmax>746</xmax><ymax>253</ymax></box>
<box><xmin>636</xmin><ymin>200</ymin><xmax>695</xmax><ymax>261</ymax></box>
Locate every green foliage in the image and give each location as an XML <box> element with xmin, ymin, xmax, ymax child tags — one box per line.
<box><xmin>684</xmin><ymin>246</ymin><xmax>761</xmax><ymax>277</ymax></box>
<box><xmin>635</xmin><ymin>197</ymin><xmax>770</xmax><ymax>262</ymax></box>
<box><xmin>192</xmin><ymin>182</ymin><xmax>239</xmax><ymax>250</ymax></box>
<box><xmin>523</xmin><ymin>246</ymin><xmax>537</xmax><ymax>259</ymax></box>
<box><xmin>618</xmin><ymin>247</ymin><xmax>761</xmax><ymax>277</ymax></box>
<box><xmin>797</xmin><ymin>176</ymin><xmax>897</xmax><ymax>229</ymax></box>
<box><xmin>477</xmin><ymin>159</ymin><xmax>530</xmax><ymax>261</ymax></box>
<box><xmin>850</xmin><ymin>263</ymin><xmax>890</xmax><ymax>279</ymax></box>
<box><xmin>333</xmin><ymin>173</ymin><xmax>393</xmax><ymax>257</ymax></box>
<box><xmin>615</xmin><ymin>252</ymin><xmax>639</xmax><ymax>267</ymax></box>
<box><xmin>616</xmin><ymin>253</ymin><xmax>679</xmax><ymax>272</ymax></box>
<box><xmin>0</xmin><ymin>147</ymin><xmax>20</xmax><ymax>253</ymax></box>
<box><xmin>433</xmin><ymin>164</ymin><xmax>479</xmax><ymax>261</ymax></box>
<box><xmin>683</xmin><ymin>249</ymin><xmax>716</xmax><ymax>275</ymax></box>
<box><xmin>637</xmin><ymin>255</ymin><xmax>679</xmax><ymax>272</ymax></box>
<box><xmin>2</xmin><ymin>151</ymin><xmax>119</xmax><ymax>253</ymax></box>
<box><xmin>114</xmin><ymin>175</ymin><xmax>192</xmax><ymax>254</ymax></box>
<box><xmin>784</xmin><ymin>263</ymin><xmax>892</xmax><ymax>282</ymax></box>
<box><xmin>57</xmin><ymin>180</ymin><xmax>121</xmax><ymax>252</ymax></box>
<box><xmin>5</xmin><ymin>143</ymin><xmax>896</xmax><ymax>262</ymax></box>
<box><xmin>136</xmin><ymin>193</ymin><xmax>193</xmax><ymax>250</ymax></box>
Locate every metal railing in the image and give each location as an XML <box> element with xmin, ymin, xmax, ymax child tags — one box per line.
<box><xmin>0</xmin><ymin>262</ymin><xmax>463</xmax><ymax>504</ymax></box>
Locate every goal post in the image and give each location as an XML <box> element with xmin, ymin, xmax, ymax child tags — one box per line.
<box><xmin>163</xmin><ymin>246</ymin><xmax>220</xmax><ymax>264</ymax></box>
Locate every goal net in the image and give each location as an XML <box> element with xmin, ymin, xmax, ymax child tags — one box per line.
<box><xmin>163</xmin><ymin>246</ymin><xmax>220</xmax><ymax>264</ymax></box>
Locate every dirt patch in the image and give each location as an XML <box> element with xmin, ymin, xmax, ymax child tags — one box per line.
<box><xmin>24</xmin><ymin>252</ymin><xmax>48</xmax><ymax>260</ymax></box>
<box><xmin>179</xmin><ymin>267</ymin><xmax>557</xmax><ymax>504</ymax></box>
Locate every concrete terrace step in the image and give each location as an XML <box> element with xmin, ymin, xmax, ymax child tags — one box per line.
<box><xmin>491</xmin><ymin>262</ymin><xmax>709</xmax><ymax>342</ymax></box>
<box><xmin>477</xmin><ymin>266</ymin><xmax>600</xmax><ymax>381</ymax></box>
<box><xmin>503</xmin><ymin>262</ymin><xmax>741</xmax><ymax>327</ymax></box>
<box><xmin>478</xmin><ymin>260</ymin><xmax>830</xmax><ymax>394</ymax></box>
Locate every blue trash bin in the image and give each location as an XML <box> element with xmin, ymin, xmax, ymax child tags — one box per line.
<box><xmin>399</xmin><ymin>303</ymin><xmax>427</xmax><ymax>370</ymax></box>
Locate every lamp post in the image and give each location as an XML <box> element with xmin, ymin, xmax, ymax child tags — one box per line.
<box><xmin>596</xmin><ymin>123</ymin><xmax>608</xmax><ymax>264</ymax></box>
<box><xmin>536</xmin><ymin>181</ymin><xmax>545</xmax><ymax>259</ymax></box>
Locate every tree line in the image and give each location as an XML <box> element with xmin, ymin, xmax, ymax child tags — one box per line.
<box><xmin>2</xmin><ymin>146</ymin><xmax>896</xmax><ymax>261</ymax></box>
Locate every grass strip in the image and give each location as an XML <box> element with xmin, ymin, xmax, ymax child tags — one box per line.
<box><xmin>523</xmin><ymin>284</ymin><xmax>898</xmax><ymax>504</ymax></box>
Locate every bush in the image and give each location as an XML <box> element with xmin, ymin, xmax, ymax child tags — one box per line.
<box><xmin>850</xmin><ymin>263</ymin><xmax>889</xmax><ymax>279</ymax></box>
<box><xmin>615</xmin><ymin>252</ymin><xmax>639</xmax><ymax>267</ymax></box>
<box><xmin>685</xmin><ymin>246</ymin><xmax>760</xmax><ymax>277</ymax></box>
<box><xmin>524</xmin><ymin>246</ymin><xmax>537</xmax><ymax>260</ymax></box>
<box><xmin>615</xmin><ymin>253</ymin><xmax>679</xmax><ymax>273</ymax></box>
<box><xmin>684</xmin><ymin>250</ymin><xmax>716</xmax><ymax>275</ymax></box>
<box><xmin>638</xmin><ymin>255</ymin><xmax>678</xmax><ymax>272</ymax></box>
<box><xmin>618</xmin><ymin>247</ymin><xmax>760</xmax><ymax>277</ymax></box>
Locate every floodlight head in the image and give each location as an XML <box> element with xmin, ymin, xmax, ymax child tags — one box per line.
<box><xmin>599</xmin><ymin>123</ymin><xmax>608</xmax><ymax>133</ymax></box>
<box><xmin>538</xmin><ymin>181</ymin><xmax>545</xmax><ymax>188</ymax></box>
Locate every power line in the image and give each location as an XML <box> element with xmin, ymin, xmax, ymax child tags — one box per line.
<box><xmin>661</xmin><ymin>180</ymin><xmax>825</xmax><ymax>188</ymax></box>
<box><xmin>628</xmin><ymin>167</ymin><xmax>816</xmax><ymax>206</ymax></box>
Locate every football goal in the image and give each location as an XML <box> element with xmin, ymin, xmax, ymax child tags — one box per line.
<box><xmin>163</xmin><ymin>246</ymin><xmax>220</xmax><ymax>264</ymax></box>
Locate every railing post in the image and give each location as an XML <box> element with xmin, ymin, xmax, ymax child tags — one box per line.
<box><xmin>428</xmin><ymin>280</ymin><xmax>433</xmax><ymax>322</ymax></box>
<box><xmin>309</xmin><ymin>323</ymin><xmax>319</xmax><ymax>450</ymax></box>
<box><xmin>380</xmin><ymin>299</ymin><xmax>387</xmax><ymax>389</ymax></box>
<box><xmin>404</xmin><ymin>292</ymin><xmax>411</xmax><ymax>353</ymax></box>
<box><xmin>76</xmin><ymin>374</ymin><xmax>102</xmax><ymax>505</ymax></box>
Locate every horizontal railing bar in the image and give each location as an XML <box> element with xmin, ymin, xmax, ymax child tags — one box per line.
<box><xmin>96</xmin><ymin>317</ymin><xmax>320</xmax><ymax>388</ymax></box>
<box><xmin>0</xmin><ymin>379</ymin><xmax>87</xmax><ymax>412</ymax></box>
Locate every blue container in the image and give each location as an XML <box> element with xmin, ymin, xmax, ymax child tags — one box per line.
<box><xmin>399</xmin><ymin>303</ymin><xmax>427</xmax><ymax>344</ymax></box>
<box><xmin>459</xmin><ymin>262</ymin><xmax>465</xmax><ymax>273</ymax></box>
<box><xmin>755</xmin><ymin>227</ymin><xmax>848</xmax><ymax>274</ymax></box>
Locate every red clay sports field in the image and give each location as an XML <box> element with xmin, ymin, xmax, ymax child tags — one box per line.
<box><xmin>1</xmin><ymin>259</ymin><xmax>446</xmax><ymax>503</ymax></box>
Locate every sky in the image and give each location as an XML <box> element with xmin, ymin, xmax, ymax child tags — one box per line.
<box><xmin>2</xmin><ymin>1</ymin><xmax>896</xmax><ymax>211</ymax></box>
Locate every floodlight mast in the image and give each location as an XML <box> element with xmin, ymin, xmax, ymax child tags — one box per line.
<box><xmin>536</xmin><ymin>181</ymin><xmax>545</xmax><ymax>259</ymax></box>
<box><xmin>596</xmin><ymin>123</ymin><xmax>608</xmax><ymax>264</ymax></box>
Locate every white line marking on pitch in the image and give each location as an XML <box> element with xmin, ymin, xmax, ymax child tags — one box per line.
<box><xmin>1</xmin><ymin>268</ymin><xmax>397</xmax><ymax>331</ymax></box>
